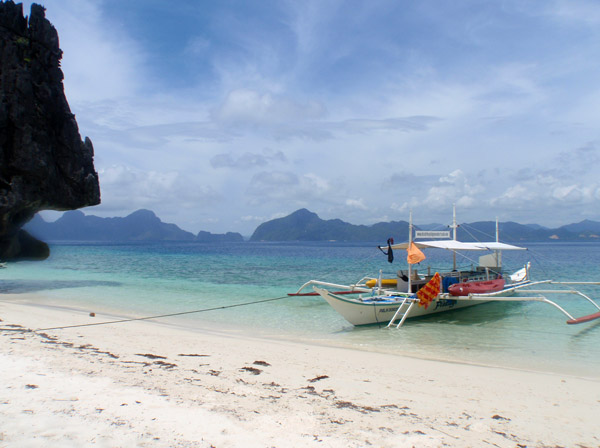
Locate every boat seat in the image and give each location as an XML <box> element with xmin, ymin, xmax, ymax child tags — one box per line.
<box><xmin>442</xmin><ymin>276</ymin><xmax>460</xmax><ymax>293</ymax></box>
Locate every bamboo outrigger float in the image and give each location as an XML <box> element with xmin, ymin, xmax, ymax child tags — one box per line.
<box><xmin>291</xmin><ymin>209</ymin><xmax>600</xmax><ymax>328</ymax></box>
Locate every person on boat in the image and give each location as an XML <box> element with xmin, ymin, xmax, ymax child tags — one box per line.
<box><xmin>378</xmin><ymin>238</ymin><xmax>394</xmax><ymax>263</ymax></box>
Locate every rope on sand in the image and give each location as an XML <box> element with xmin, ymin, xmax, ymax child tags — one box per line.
<box><xmin>0</xmin><ymin>295</ymin><xmax>291</xmax><ymax>333</ymax></box>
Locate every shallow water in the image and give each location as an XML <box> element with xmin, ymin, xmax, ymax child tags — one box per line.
<box><xmin>2</xmin><ymin>241</ymin><xmax>599</xmax><ymax>377</ymax></box>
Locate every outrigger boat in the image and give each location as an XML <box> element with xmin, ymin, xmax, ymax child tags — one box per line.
<box><xmin>291</xmin><ymin>210</ymin><xmax>600</xmax><ymax>328</ymax></box>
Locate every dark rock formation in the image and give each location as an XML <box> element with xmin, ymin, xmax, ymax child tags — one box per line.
<box><xmin>0</xmin><ymin>2</ymin><xmax>100</xmax><ymax>260</ymax></box>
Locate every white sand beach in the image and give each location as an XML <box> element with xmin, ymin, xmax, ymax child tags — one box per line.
<box><xmin>1</xmin><ymin>294</ymin><xmax>599</xmax><ymax>448</ymax></box>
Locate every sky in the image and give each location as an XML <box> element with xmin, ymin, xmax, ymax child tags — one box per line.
<box><xmin>18</xmin><ymin>0</ymin><xmax>600</xmax><ymax>235</ymax></box>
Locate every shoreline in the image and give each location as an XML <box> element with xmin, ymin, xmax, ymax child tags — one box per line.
<box><xmin>1</xmin><ymin>296</ymin><xmax>599</xmax><ymax>447</ymax></box>
<box><xmin>5</xmin><ymin>292</ymin><xmax>600</xmax><ymax>380</ymax></box>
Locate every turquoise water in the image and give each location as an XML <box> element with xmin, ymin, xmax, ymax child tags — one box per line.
<box><xmin>2</xmin><ymin>241</ymin><xmax>600</xmax><ymax>377</ymax></box>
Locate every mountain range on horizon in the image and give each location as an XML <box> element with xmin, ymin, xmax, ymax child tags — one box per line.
<box><xmin>25</xmin><ymin>209</ymin><xmax>244</xmax><ymax>243</ymax></box>
<box><xmin>23</xmin><ymin>208</ymin><xmax>600</xmax><ymax>243</ymax></box>
<box><xmin>249</xmin><ymin>208</ymin><xmax>600</xmax><ymax>242</ymax></box>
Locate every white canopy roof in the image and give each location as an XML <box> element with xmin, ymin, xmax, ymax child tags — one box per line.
<box><xmin>390</xmin><ymin>240</ymin><xmax>526</xmax><ymax>251</ymax></box>
<box><xmin>467</xmin><ymin>242</ymin><xmax>526</xmax><ymax>251</ymax></box>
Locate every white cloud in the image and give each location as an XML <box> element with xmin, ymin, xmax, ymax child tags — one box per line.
<box><xmin>241</xmin><ymin>215</ymin><xmax>266</xmax><ymax>222</ymax></box>
<box><xmin>95</xmin><ymin>165</ymin><xmax>220</xmax><ymax>217</ymax></box>
<box><xmin>212</xmin><ymin>89</ymin><xmax>325</xmax><ymax>127</ymax></box>
<box><xmin>422</xmin><ymin>170</ymin><xmax>482</xmax><ymax>209</ymax></box>
<box><xmin>345</xmin><ymin>198</ymin><xmax>368</xmax><ymax>210</ymax></box>
<box><xmin>245</xmin><ymin>171</ymin><xmax>333</xmax><ymax>208</ymax></box>
<box><xmin>390</xmin><ymin>202</ymin><xmax>409</xmax><ymax>213</ymax></box>
<box><xmin>210</xmin><ymin>149</ymin><xmax>287</xmax><ymax>169</ymax></box>
<box><xmin>26</xmin><ymin>0</ymin><xmax>147</xmax><ymax>103</ymax></box>
<box><xmin>495</xmin><ymin>184</ymin><xmax>532</xmax><ymax>203</ymax></box>
<box><xmin>552</xmin><ymin>185</ymin><xmax>581</xmax><ymax>201</ymax></box>
<box><xmin>544</xmin><ymin>0</ymin><xmax>600</xmax><ymax>26</ymax></box>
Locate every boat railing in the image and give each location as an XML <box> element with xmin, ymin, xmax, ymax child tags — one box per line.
<box><xmin>354</xmin><ymin>276</ymin><xmax>379</xmax><ymax>286</ymax></box>
<box><xmin>289</xmin><ymin>279</ymin><xmax>391</xmax><ymax>297</ymax></box>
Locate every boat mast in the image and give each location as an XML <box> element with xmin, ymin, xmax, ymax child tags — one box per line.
<box><xmin>495</xmin><ymin>217</ymin><xmax>499</xmax><ymax>242</ymax></box>
<box><xmin>451</xmin><ymin>204</ymin><xmax>457</xmax><ymax>270</ymax></box>
<box><xmin>408</xmin><ymin>210</ymin><xmax>413</xmax><ymax>293</ymax></box>
<box><xmin>495</xmin><ymin>216</ymin><xmax>501</xmax><ymax>269</ymax></box>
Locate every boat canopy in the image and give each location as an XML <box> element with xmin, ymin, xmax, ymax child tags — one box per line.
<box><xmin>390</xmin><ymin>240</ymin><xmax>526</xmax><ymax>251</ymax></box>
<box><xmin>469</xmin><ymin>242</ymin><xmax>527</xmax><ymax>251</ymax></box>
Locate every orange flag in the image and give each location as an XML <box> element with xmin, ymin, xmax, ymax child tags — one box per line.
<box><xmin>406</xmin><ymin>242</ymin><xmax>426</xmax><ymax>264</ymax></box>
<box><xmin>416</xmin><ymin>272</ymin><xmax>441</xmax><ymax>309</ymax></box>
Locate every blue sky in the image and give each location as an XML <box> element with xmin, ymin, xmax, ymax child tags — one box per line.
<box><xmin>22</xmin><ymin>0</ymin><xmax>600</xmax><ymax>234</ymax></box>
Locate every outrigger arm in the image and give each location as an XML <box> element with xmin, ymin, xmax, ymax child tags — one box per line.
<box><xmin>525</xmin><ymin>283</ymin><xmax>600</xmax><ymax>324</ymax></box>
<box><xmin>457</xmin><ymin>280</ymin><xmax>600</xmax><ymax>325</ymax></box>
<box><xmin>289</xmin><ymin>279</ymin><xmax>388</xmax><ymax>297</ymax></box>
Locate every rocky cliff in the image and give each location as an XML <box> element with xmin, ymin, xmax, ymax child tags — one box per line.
<box><xmin>0</xmin><ymin>2</ymin><xmax>100</xmax><ymax>260</ymax></box>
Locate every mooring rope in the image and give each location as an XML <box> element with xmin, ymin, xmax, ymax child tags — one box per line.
<box><xmin>1</xmin><ymin>295</ymin><xmax>291</xmax><ymax>333</ymax></box>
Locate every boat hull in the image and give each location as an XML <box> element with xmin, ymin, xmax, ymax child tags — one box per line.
<box><xmin>316</xmin><ymin>288</ymin><xmax>516</xmax><ymax>326</ymax></box>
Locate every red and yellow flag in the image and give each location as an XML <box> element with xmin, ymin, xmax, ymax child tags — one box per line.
<box><xmin>416</xmin><ymin>272</ymin><xmax>441</xmax><ymax>309</ymax></box>
<box><xmin>406</xmin><ymin>242</ymin><xmax>426</xmax><ymax>264</ymax></box>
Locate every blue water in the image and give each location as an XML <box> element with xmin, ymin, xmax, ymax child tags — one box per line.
<box><xmin>2</xmin><ymin>241</ymin><xmax>599</xmax><ymax>378</ymax></box>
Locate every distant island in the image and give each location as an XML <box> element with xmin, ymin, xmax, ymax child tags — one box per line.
<box><xmin>25</xmin><ymin>209</ymin><xmax>243</xmax><ymax>243</ymax></box>
<box><xmin>24</xmin><ymin>208</ymin><xmax>600</xmax><ymax>243</ymax></box>
<box><xmin>249</xmin><ymin>209</ymin><xmax>600</xmax><ymax>242</ymax></box>
<box><xmin>250</xmin><ymin>208</ymin><xmax>410</xmax><ymax>242</ymax></box>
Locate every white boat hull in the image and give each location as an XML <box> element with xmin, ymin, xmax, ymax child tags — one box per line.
<box><xmin>315</xmin><ymin>289</ymin><xmax>514</xmax><ymax>326</ymax></box>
